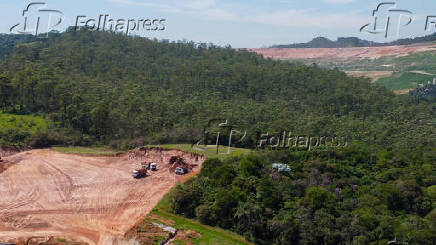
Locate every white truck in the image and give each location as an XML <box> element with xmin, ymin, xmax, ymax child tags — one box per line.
<box><xmin>150</xmin><ymin>162</ymin><xmax>157</xmax><ymax>171</ymax></box>
<box><xmin>175</xmin><ymin>167</ymin><xmax>185</xmax><ymax>175</ymax></box>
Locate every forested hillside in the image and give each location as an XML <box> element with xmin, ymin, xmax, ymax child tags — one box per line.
<box><xmin>170</xmin><ymin>146</ymin><xmax>436</xmax><ymax>245</ymax></box>
<box><xmin>0</xmin><ymin>30</ymin><xmax>435</xmax><ymax>151</ymax></box>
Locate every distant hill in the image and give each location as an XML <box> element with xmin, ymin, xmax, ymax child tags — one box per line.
<box><xmin>271</xmin><ymin>33</ymin><xmax>436</xmax><ymax>48</ymax></box>
<box><xmin>0</xmin><ymin>30</ymin><xmax>435</xmax><ymax>153</ymax></box>
<box><xmin>272</xmin><ymin>37</ymin><xmax>377</xmax><ymax>48</ymax></box>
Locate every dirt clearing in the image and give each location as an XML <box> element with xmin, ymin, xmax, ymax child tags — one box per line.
<box><xmin>249</xmin><ymin>42</ymin><xmax>436</xmax><ymax>62</ymax></box>
<box><xmin>0</xmin><ymin>148</ymin><xmax>204</xmax><ymax>245</ymax></box>
<box><xmin>345</xmin><ymin>71</ymin><xmax>394</xmax><ymax>83</ymax></box>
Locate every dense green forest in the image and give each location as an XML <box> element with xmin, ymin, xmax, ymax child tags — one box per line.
<box><xmin>0</xmin><ymin>30</ymin><xmax>435</xmax><ymax>151</ymax></box>
<box><xmin>170</xmin><ymin>146</ymin><xmax>436</xmax><ymax>244</ymax></box>
<box><xmin>410</xmin><ymin>83</ymin><xmax>436</xmax><ymax>100</ymax></box>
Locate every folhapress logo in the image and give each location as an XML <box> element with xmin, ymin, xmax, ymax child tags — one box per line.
<box><xmin>10</xmin><ymin>2</ymin><xmax>64</xmax><ymax>37</ymax></box>
<box><xmin>360</xmin><ymin>2</ymin><xmax>414</xmax><ymax>39</ymax></box>
<box><xmin>10</xmin><ymin>2</ymin><xmax>166</xmax><ymax>38</ymax></box>
<box><xmin>74</xmin><ymin>15</ymin><xmax>166</xmax><ymax>35</ymax></box>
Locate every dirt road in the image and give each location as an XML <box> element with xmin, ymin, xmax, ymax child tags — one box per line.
<box><xmin>0</xmin><ymin>148</ymin><xmax>204</xmax><ymax>245</ymax></box>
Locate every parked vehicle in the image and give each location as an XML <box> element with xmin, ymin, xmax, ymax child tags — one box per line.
<box><xmin>132</xmin><ymin>163</ymin><xmax>148</xmax><ymax>178</ymax></box>
<box><xmin>175</xmin><ymin>167</ymin><xmax>185</xmax><ymax>175</ymax></box>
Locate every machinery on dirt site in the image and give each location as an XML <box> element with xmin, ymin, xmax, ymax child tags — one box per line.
<box><xmin>132</xmin><ymin>163</ymin><xmax>148</xmax><ymax>178</ymax></box>
<box><xmin>132</xmin><ymin>162</ymin><xmax>158</xmax><ymax>178</ymax></box>
<box><xmin>149</xmin><ymin>162</ymin><xmax>157</xmax><ymax>171</ymax></box>
<box><xmin>169</xmin><ymin>156</ymin><xmax>192</xmax><ymax>175</ymax></box>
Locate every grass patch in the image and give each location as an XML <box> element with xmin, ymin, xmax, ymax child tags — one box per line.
<box><xmin>151</xmin><ymin>144</ymin><xmax>252</xmax><ymax>159</ymax></box>
<box><xmin>51</xmin><ymin>146</ymin><xmax>122</xmax><ymax>156</ymax></box>
<box><xmin>51</xmin><ymin>144</ymin><xmax>252</xmax><ymax>158</ymax></box>
<box><xmin>151</xmin><ymin>206</ymin><xmax>251</xmax><ymax>244</ymax></box>
<box><xmin>0</xmin><ymin>112</ymin><xmax>48</xmax><ymax>147</ymax></box>
<box><xmin>149</xmin><ymin>191</ymin><xmax>252</xmax><ymax>245</ymax></box>
<box><xmin>375</xmin><ymin>72</ymin><xmax>433</xmax><ymax>91</ymax></box>
<box><xmin>0</xmin><ymin>113</ymin><xmax>47</xmax><ymax>133</ymax></box>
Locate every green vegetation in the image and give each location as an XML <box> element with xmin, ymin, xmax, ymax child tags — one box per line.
<box><xmin>155</xmin><ymin>144</ymin><xmax>252</xmax><ymax>159</ymax></box>
<box><xmin>0</xmin><ymin>30</ymin><xmax>435</xmax><ymax>152</ymax></box>
<box><xmin>152</xmin><ymin>209</ymin><xmax>252</xmax><ymax>245</ymax></box>
<box><xmin>375</xmin><ymin>72</ymin><xmax>433</xmax><ymax>91</ymax></box>
<box><xmin>51</xmin><ymin>146</ymin><xmax>121</xmax><ymax>156</ymax></box>
<box><xmin>0</xmin><ymin>112</ymin><xmax>46</xmax><ymax>132</ymax></box>
<box><xmin>52</xmin><ymin>144</ymin><xmax>251</xmax><ymax>158</ymax></box>
<box><xmin>168</xmin><ymin>145</ymin><xmax>436</xmax><ymax>244</ymax></box>
<box><xmin>151</xmin><ymin>192</ymin><xmax>252</xmax><ymax>245</ymax></box>
<box><xmin>0</xmin><ymin>112</ymin><xmax>47</xmax><ymax>147</ymax></box>
<box><xmin>1</xmin><ymin>30</ymin><xmax>436</xmax><ymax>243</ymax></box>
<box><xmin>310</xmin><ymin>50</ymin><xmax>436</xmax><ymax>92</ymax></box>
<box><xmin>0</xmin><ymin>34</ymin><xmax>36</xmax><ymax>58</ymax></box>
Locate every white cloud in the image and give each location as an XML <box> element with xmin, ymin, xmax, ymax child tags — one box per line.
<box><xmin>184</xmin><ymin>0</ymin><xmax>216</xmax><ymax>10</ymax></box>
<box><xmin>109</xmin><ymin>0</ymin><xmax>216</xmax><ymax>11</ymax></box>
<box><xmin>244</xmin><ymin>10</ymin><xmax>366</xmax><ymax>29</ymax></box>
<box><xmin>108</xmin><ymin>0</ymin><xmax>182</xmax><ymax>13</ymax></box>
<box><xmin>109</xmin><ymin>0</ymin><xmax>365</xmax><ymax>29</ymax></box>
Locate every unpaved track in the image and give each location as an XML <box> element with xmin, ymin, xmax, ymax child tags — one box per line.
<box><xmin>0</xmin><ymin>149</ymin><xmax>204</xmax><ymax>245</ymax></box>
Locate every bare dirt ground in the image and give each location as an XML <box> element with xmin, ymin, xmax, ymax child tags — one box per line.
<box><xmin>0</xmin><ymin>148</ymin><xmax>205</xmax><ymax>245</ymax></box>
<box><xmin>394</xmin><ymin>89</ymin><xmax>412</xmax><ymax>95</ymax></box>
<box><xmin>345</xmin><ymin>71</ymin><xmax>394</xmax><ymax>83</ymax></box>
<box><xmin>249</xmin><ymin>42</ymin><xmax>436</xmax><ymax>62</ymax></box>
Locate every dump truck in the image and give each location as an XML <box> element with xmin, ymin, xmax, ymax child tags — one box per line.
<box><xmin>132</xmin><ymin>163</ymin><xmax>148</xmax><ymax>178</ymax></box>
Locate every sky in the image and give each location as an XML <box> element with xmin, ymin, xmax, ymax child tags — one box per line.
<box><xmin>0</xmin><ymin>0</ymin><xmax>435</xmax><ymax>48</ymax></box>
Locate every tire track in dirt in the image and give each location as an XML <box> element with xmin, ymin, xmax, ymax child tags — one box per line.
<box><xmin>42</xmin><ymin>160</ymin><xmax>74</xmax><ymax>203</ymax></box>
<box><xmin>0</xmin><ymin>148</ymin><xmax>204</xmax><ymax>245</ymax></box>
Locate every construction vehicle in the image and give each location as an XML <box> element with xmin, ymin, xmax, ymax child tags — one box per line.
<box><xmin>169</xmin><ymin>156</ymin><xmax>186</xmax><ymax>165</ymax></box>
<box><xmin>132</xmin><ymin>163</ymin><xmax>148</xmax><ymax>178</ymax></box>
<box><xmin>169</xmin><ymin>156</ymin><xmax>193</xmax><ymax>176</ymax></box>
<box><xmin>149</xmin><ymin>162</ymin><xmax>157</xmax><ymax>171</ymax></box>
<box><xmin>175</xmin><ymin>167</ymin><xmax>185</xmax><ymax>175</ymax></box>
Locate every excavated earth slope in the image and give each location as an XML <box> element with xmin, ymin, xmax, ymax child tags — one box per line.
<box><xmin>0</xmin><ymin>148</ymin><xmax>205</xmax><ymax>245</ymax></box>
<box><xmin>249</xmin><ymin>42</ymin><xmax>436</xmax><ymax>62</ymax></box>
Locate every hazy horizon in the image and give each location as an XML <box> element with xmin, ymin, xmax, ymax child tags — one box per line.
<box><xmin>1</xmin><ymin>0</ymin><xmax>434</xmax><ymax>48</ymax></box>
